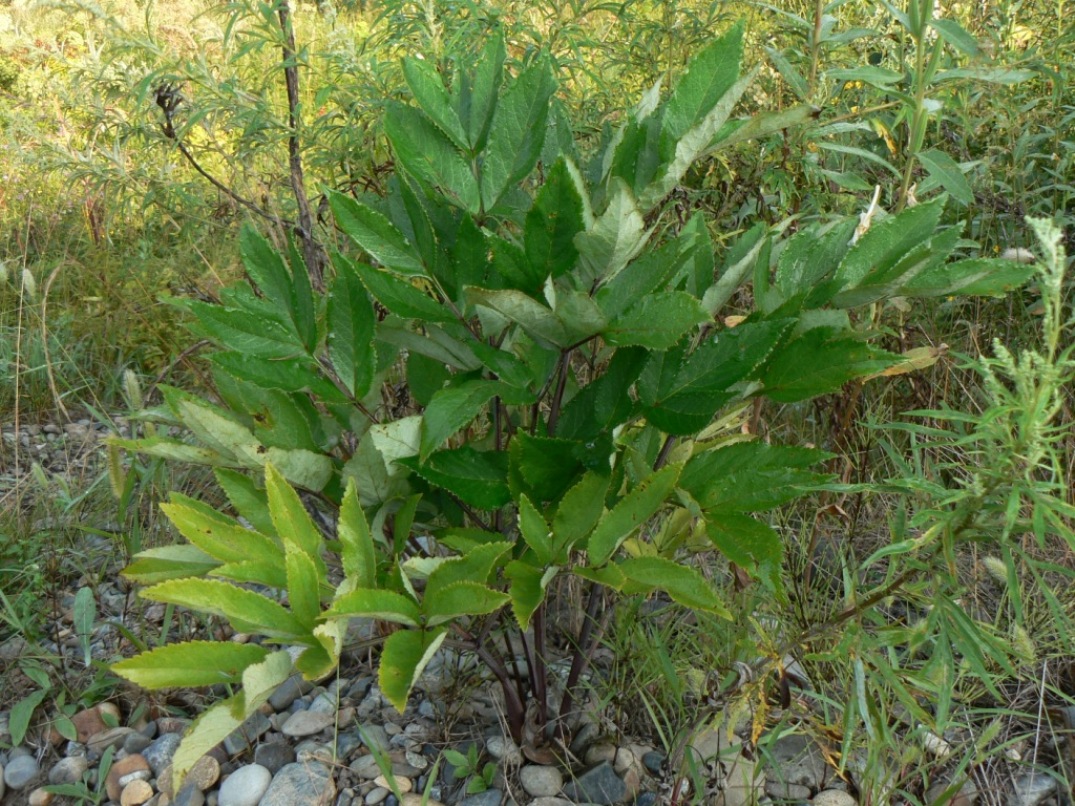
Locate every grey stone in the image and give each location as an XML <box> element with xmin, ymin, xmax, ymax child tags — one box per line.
<box><xmin>765</xmin><ymin>734</ymin><xmax>828</xmax><ymax>792</ymax></box>
<box><xmin>718</xmin><ymin>750</ymin><xmax>762</xmax><ymax>806</ymax></box>
<box><xmin>218</xmin><ymin>764</ymin><xmax>272</xmax><ymax>806</ymax></box>
<box><xmin>296</xmin><ymin>742</ymin><xmax>335</xmax><ymax>763</ymax></box>
<box><xmin>123</xmin><ymin>732</ymin><xmax>154</xmax><ymax>754</ymax></box>
<box><xmin>173</xmin><ymin>781</ymin><xmax>206</xmax><ymax>806</ymax></box>
<box><xmin>260</xmin><ymin>761</ymin><xmax>336</xmax><ymax>806</ymax></box>
<box><xmin>765</xmin><ymin>780</ymin><xmax>811</xmax><ymax>801</ymax></box>
<box><xmin>223</xmin><ymin>711</ymin><xmax>272</xmax><ymax>756</ymax></box>
<box><xmin>49</xmin><ymin>755</ymin><xmax>90</xmax><ymax>785</ymax></box>
<box><xmin>336</xmin><ymin>731</ymin><xmax>363</xmax><ymax>760</ymax></box>
<box><xmin>87</xmin><ymin>726</ymin><xmax>137</xmax><ymax>756</ymax></box>
<box><xmin>458</xmin><ymin>790</ymin><xmax>503</xmax><ymax>806</ymax></box>
<box><xmin>562</xmin><ymin>762</ymin><xmax>627</xmax><ymax>805</ymax></box>
<box><xmin>0</xmin><ymin>765</ymin><xmax>4</xmax><ymax>801</ymax></box>
<box><xmin>281</xmin><ymin>709</ymin><xmax>335</xmax><ymax>738</ymax></box>
<box><xmin>269</xmin><ymin>675</ymin><xmax>310</xmax><ymax>712</ymax></box>
<box><xmin>366</xmin><ymin>786</ymin><xmax>391</xmax><ymax>805</ymax></box>
<box><xmin>812</xmin><ymin>790</ymin><xmax>857</xmax><ymax>806</ymax></box>
<box><xmin>255</xmin><ymin>742</ymin><xmax>296</xmax><ymax>774</ymax></box>
<box><xmin>350</xmin><ymin>754</ymin><xmax>381</xmax><ymax>779</ymax></box>
<box><xmin>1009</xmin><ymin>773</ymin><xmax>1057</xmax><ymax>806</ymax></box>
<box><xmin>308</xmin><ymin>693</ymin><xmax>339</xmax><ymax>714</ymax></box>
<box><xmin>4</xmin><ymin>754</ymin><xmax>40</xmax><ymax>790</ymax></box>
<box><xmin>641</xmin><ymin>752</ymin><xmax>664</xmax><ymax>776</ymax></box>
<box><xmin>359</xmin><ymin>724</ymin><xmax>391</xmax><ymax>753</ymax></box>
<box><xmin>529</xmin><ymin>799</ymin><xmax>573</xmax><ymax>806</ymax></box>
<box><xmin>634</xmin><ymin>794</ymin><xmax>658</xmax><ymax>806</ymax></box>
<box><xmin>144</xmin><ymin>732</ymin><xmax>183</xmax><ymax>774</ymax></box>
<box><xmin>485</xmin><ymin>736</ymin><xmax>522</xmax><ymax>766</ymax></box>
<box><xmin>520</xmin><ymin>765</ymin><xmax>564</xmax><ymax>797</ymax></box>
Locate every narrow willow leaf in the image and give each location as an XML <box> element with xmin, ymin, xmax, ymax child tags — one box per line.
<box><xmin>329</xmin><ymin>191</ymin><xmax>426</xmax><ymax>276</ymax></box>
<box><xmin>420</xmin><ymin>380</ymin><xmax>502</xmax><ymax>461</ymax></box>
<box><xmin>142</xmin><ymin>578</ymin><xmax>307</xmax><ymax>639</ymax></box>
<box><xmin>264</xmin><ymin>464</ymin><xmax>322</xmax><ymax>561</ymax></box>
<box><xmin>112</xmin><ymin>642</ymin><xmax>269</xmax><ymax>689</ymax></box>
<box><xmin>328</xmin><ymin>257</ymin><xmax>376</xmax><ymax>397</ymax></box>
<box><xmin>618</xmin><ymin>556</ymin><xmax>731</xmax><ymax>617</ymax></box>
<box><xmin>916</xmin><ymin>149</ymin><xmax>973</xmax><ymax>206</ymax></box>
<box><xmin>339</xmin><ymin>478</ymin><xmax>376</xmax><ymax>588</ymax></box>
<box><xmin>325</xmin><ymin>588</ymin><xmax>421</xmax><ymax>626</ymax></box>
<box><xmin>588</xmin><ymin>463</ymin><xmax>683</xmax><ymax>566</ymax></box>
<box><xmin>423</xmin><ymin>580</ymin><xmax>510</xmax><ymax>626</ymax></box>
<box><xmin>379</xmin><ymin>628</ymin><xmax>447</xmax><ymax>712</ymax></box>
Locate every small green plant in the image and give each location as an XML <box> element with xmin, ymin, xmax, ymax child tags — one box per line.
<box><xmin>109</xmin><ymin>24</ymin><xmax>1035</xmax><ymax>787</ymax></box>
<box><xmin>443</xmin><ymin>744</ymin><xmax>497</xmax><ymax>795</ymax></box>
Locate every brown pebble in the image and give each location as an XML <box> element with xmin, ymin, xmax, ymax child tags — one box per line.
<box><xmin>88</xmin><ymin>726</ymin><xmax>137</xmax><ymax>755</ymax></box>
<box><xmin>186</xmin><ymin>754</ymin><xmax>221</xmax><ymax>791</ymax></box>
<box><xmin>28</xmin><ymin>789</ymin><xmax>54</xmax><ymax>806</ymax></box>
<box><xmin>107</xmin><ymin>754</ymin><xmax>151</xmax><ymax>802</ymax></box>
<box><xmin>121</xmin><ymin>779</ymin><xmax>155</xmax><ymax>806</ymax></box>
<box><xmin>72</xmin><ymin>706</ymin><xmax>110</xmax><ymax>743</ymax></box>
<box><xmin>158</xmin><ymin>764</ymin><xmax>174</xmax><ymax>798</ymax></box>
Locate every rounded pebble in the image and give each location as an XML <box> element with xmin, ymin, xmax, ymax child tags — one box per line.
<box><xmin>813</xmin><ymin>790</ymin><xmax>858</xmax><ymax>806</ymax></box>
<box><xmin>49</xmin><ymin>755</ymin><xmax>89</xmax><ymax>785</ymax></box>
<box><xmin>187</xmin><ymin>754</ymin><xmax>221</xmax><ymax>791</ymax></box>
<box><xmin>120</xmin><ymin>778</ymin><xmax>155</xmax><ymax>806</ymax></box>
<box><xmin>218</xmin><ymin>764</ymin><xmax>272</xmax><ymax>806</ymax></box>
<box><xmin>28</xmin><ymin>787</ymin><xmax>53</xmax><ymax>806</ymax></box>
<box><xmin>4</xmin><ymin>753</ymin><xmax>41</xmax><ymax>790</ymax></box>
<box><xmin>366</xmin><ymin>786</ymin><xmax>390</xmax><ymax>805</ymax></box>
<box><xmin>281</xmin><ymin>709</ymin><xmax>335</xmax><ymax>738</ymax></box>
<box><xmin>520</xmin><ymin>764</ymin><xmax>564</xmax><ymax>797</ymax></box>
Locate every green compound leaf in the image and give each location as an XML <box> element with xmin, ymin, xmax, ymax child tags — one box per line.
<box><xmin>324</xmin><ymin>588</ymin><xmax>421</xmax><ymax>627</ymax></box>
<box><xmin>506</xmin><ymin>560</ymin><xmax>558</xmax><ymax>630</ymax></box>
<box><xmin>617</xmin><ymin>556</ymin><xmax>731</xmax><ymax>617</ymax></box>
<box><xmin>420</xmin><ymin>380</ymin><xmax>503</xmax><ymax>461</ymax></box>
<box><xmin>160</xmin><ymin>494</ymin><xmax>280</xmax><ymax>564</ymax></box>
<box><xmin>588</xmin><ymin>463</ymin><xmax>683</xmax><ymax>566</ymax></box>
<box><xmin>264</xmin><ymin>463</ymin><xmax>323</xmax><ymax>561</ymax></box>
<box><xmin>423</xmin><ymin>580</ymin><xmax>510</xmax><ymax>626</ymax></box>
<box><xmin>327</xmin><ymin>257</ymin><xmax>377</xmax><ymax>398</ymax></box>
<box><xmin>398</xmin><ymin>446</ymin><xmax>510</xmax><ymax>510</ymax></box>
<box><xmin>112</xmin><ymin>642</ymin><xmax>270</xmax><ymax>689</ymax></box>
<box><xmin>339</xmin><ymin>478</ymin><xmax>377</xmax><ymax>589</ymax></box>
<box><xmin>141</xmin><ymin>578</ymin><xmax>307</xmax><ymax>640</ymax></box>
<box><xmin>604</xmin><ymin>292</ymin><xmax>709</xmax><ymax>349</ymax></box>
<box><xmin>524</xmin><ymin>158</ymin><xmax>584</xmax><ymax>284</ymax></box>
<box><xmin>330</xmin><ymin>191</ymin><xmax>427</xmax><ymax>276</ymax></box>
<box><xmin>379</xmin><ymin>628</ymin><xmax>448</xmax><ymax>712</ymax></box>
<box><xmin>385</xmin><ymin>102</ymin><xmax>479</xmax><ymax>213</ymax></box>
<box><xmin>122</xmin><ymin>545</ymin><xmax>220</xmax><ymax>585</ymax></box>
<box><xmin>705</xmin><ymin>513</ymin><xmax>785</xmax><ymax>598</ymax></box>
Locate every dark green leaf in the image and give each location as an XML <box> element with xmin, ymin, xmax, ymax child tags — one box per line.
<box><xmin>604</xmin><ymin>292</ymin><xmax>709</xmax><ymax>349</ymax></box>
<box><xmin>385</xmin><ymin>102</ymin><xmax>479</xmax><ymax>213</ymax></box>
<box><xmin>617</xmin><ymin>556</ymin><xmax>730</xmax><ymax>617</ymax></box>
<box><xmin>329</xmin><ymin>191</ymin><xmax>427</xmax><ymax>276</ymax></box>
<box><xmin>343</xmin><ymin>254</ymin><xmax>456</xmax><ymax>323</ymax></box>
<box><xmin>761</xmin><ymin>329</ymin><xmax>898</xmax><ymax>402</ymax></box>
<box><xmin>403</xmin><ymin>58</ymin><xmax>469</xmax><ymax>150</ymax></box>
<box><xmin>524</xmin><ymin>158</ymin><xmax>584</xmax><ymax>283</ymax></box>
<box><xmin>398</xmin><ymin>446</ymin><xmax>510</xmax><ymax>509</ymax></box>
<box><xmin>588</xmin><ymin>463</ymin><xmax>682</xmax><ymax>565</ymax></box>
<box><xmin>328</xmin><ymin>260</ymin><xmax>377</xmax><ymax>397</ymax></box>
<box><xmin>420</xmin><ymin>380</ymin><xmax>503</xmax><ymax>461</ymax></box>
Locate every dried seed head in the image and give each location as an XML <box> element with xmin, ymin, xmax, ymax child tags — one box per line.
<box><xmin>982</xmin><ymin>555</ymin><xmax>1008</xmax><ymax>585</ymax></box>
<box><xmin>1000</xmin><ymin>247</ymin><xmax>1036</xmax><ymax>264</ymax></box>
<box><xmin>20</xmin><ymin>268</ymin><xmax>36</xmax><ymax>299</ymax></box>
